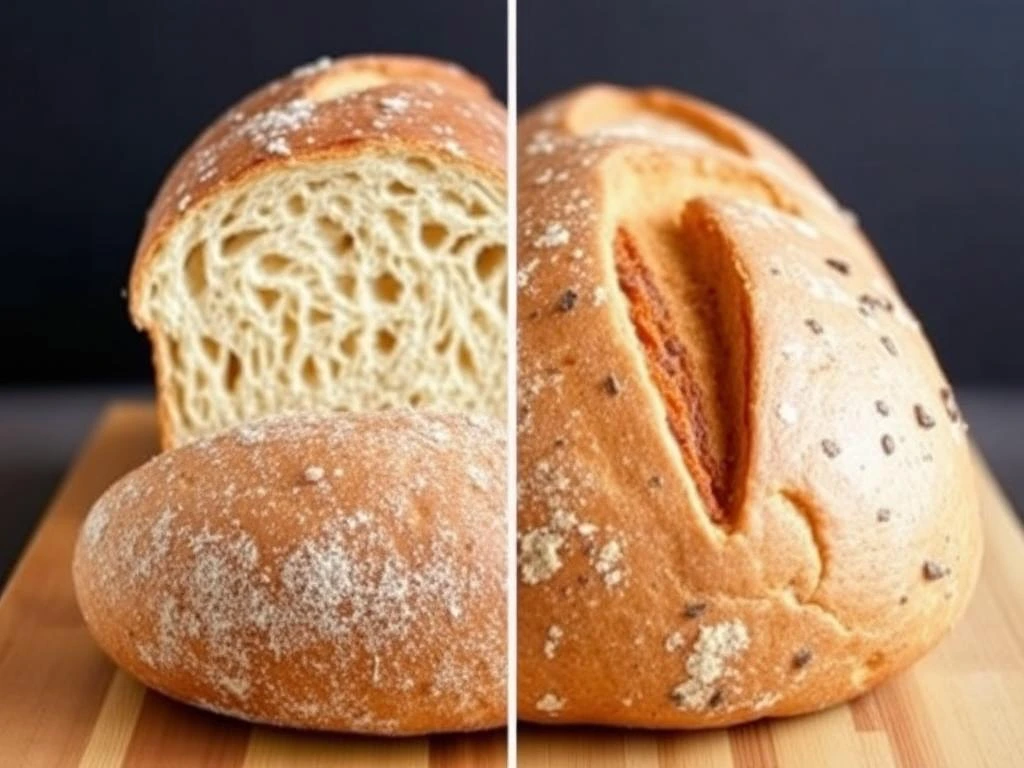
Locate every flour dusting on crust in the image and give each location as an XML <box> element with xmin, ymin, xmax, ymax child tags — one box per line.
<box><xmin>75</xmin><ymin>409</ymin><xmax>506</xmax><ymax>733</ymax></box>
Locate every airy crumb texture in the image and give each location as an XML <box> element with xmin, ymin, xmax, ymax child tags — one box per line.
<box><xmin>139</xmin><ymin>153</ymin><xmax>505</xmax><ymax>446</ymax></box>
<box><xmin>73</xmin><ymin>410</ymin><xmax>506</xmax><ymax>735</ymax></box>
<box><xmin>131</xmin><ymin>56</ymin><xmax>507</xmax><ymax>447</ymax></box>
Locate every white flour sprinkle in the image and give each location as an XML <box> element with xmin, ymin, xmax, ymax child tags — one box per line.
<box><xmin>753</xmin><ymin>691</ymin><xmax>781</xmax><ymax>710</ymax></box>
<box><xmin>380</xmin><ymin>95</ymin><xmax>410</xmax><ymax>113</ymax></box>
<box><xmin>292</xmin><ymin>56</ymin><xmax>333</xmax><ymax>78</ymax></box>
<box><xmin>238</xmin><ymin>99</ymin><xmax>316</xmax><ymax>156</ymax></box>
<box><xmin>83</xmin><ymin>502</ymin><xmax>111</xmax><ymax>548</ymax></box>
<box><xmin>265</xmin><ymin>137</ymin><xmax>292</xmax><ymax>156</ymax></box>
<box><xmin>518</xmin><ymin>528</ymin><xmax>565</xmax><ymax>585</ymax></box>
<box><xmin>303</xmin><ymin>465</ymin><xmax>325</xmax><ymax>483</ymax></box>
<box><xmin>543</xmin><ymin>625</ymin><xmax>564</xmax><ymax>659</ymax></box>
<box><xmin>536</xmin><ymin>693</ymin><xmax>565</xmax><ymax>713</ymax></box>
<box><xmin>467</xmin><ymin>464</ymin><xmax>491</xmax><ymax>491</ymax></box>
<box><xmin>533</xmin><ymin>223</ymin><xmax>570</xmax><ymax>249</ymax></box>
<box><xmin>791</xmin><ymin>217</ymin><xmax>821</xmax><ymax>239</ymax></box>
<box><xmin>526</xmin><ymin>130</ymin><xmax>557</xmax><ymax>155</ymax></box>
<box><xmin>75</xmin><ymin>410</ymin><xmax>506</xmax><ymax>730</ymax></box>
<box><xmin>671</xmin><ymin>620</ymin><xmax>750</xmax><ymax>710</ymax></box>
<box><xmin>517</xmin><ymin>258</ymin><xmax>540</xmax><ymax>288</ymax></box>
<box><xmin>594</xmin><ymin>539</ymin><xmax>624</xmax><ymax>587</ymax></box>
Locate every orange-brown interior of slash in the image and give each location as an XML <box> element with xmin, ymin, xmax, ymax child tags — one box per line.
<box><xmin>614</xmin><ymin>211</ymin><xmax>751</xmax><ymax>524</ymax></box>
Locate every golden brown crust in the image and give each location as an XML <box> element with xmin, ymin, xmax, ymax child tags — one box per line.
<box><xmin>132</xmin><ymin>54</ymin><xmax>503</xmax><ymax>295</ymax></box>
<box><xmin>128</xmin><ymin>55</ymin><xmax>507</xmax><ymax>446</ymax></box>
<box><xmin>517</xmin><ymin>86</ymin><xmax>982</xmax><ymax>727</ymax></box>
<box><xmin>549</xmin><ymin>85</ymin><xmax>826</xmax><ymax>193</ymax></box>
<box><xmin>74</xmin><ymin>410</ymin><xmax>507</xmax><ymax>735</ymax></box>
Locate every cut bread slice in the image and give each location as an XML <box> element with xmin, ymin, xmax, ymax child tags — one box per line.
<box><xmin>130</xmin><ymin>55</ymin><xmax>507</xmax><ymax>447</ymax></box>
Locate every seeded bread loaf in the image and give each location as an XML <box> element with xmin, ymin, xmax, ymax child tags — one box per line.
<box><xmin>129</xmin><ymin>55</ymin><xmax>507</xmax><ymax>448</ymax></box>
<box><xmin>517</xmin><ymin>85</ymin><xmax>982</xmax><ymax>727</ymax></box>
<box><xmin>73</xmin><ymin>410</ymin><xmax>506</xmax><ymax>734</ymax></box>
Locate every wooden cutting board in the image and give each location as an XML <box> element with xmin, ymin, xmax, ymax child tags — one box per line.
<box><xmin>3</xmin><ymin>402</ymin><xmax>1022</xmax><ymax>767</ymax></box>
<box><xmin>519</xmin><ymin>429</ymin><xmax>1024</xmax><ymax>767</ymax></box>
<box><xmin>0</xmin><ymin>403</ymin><xmax>506</xmax><ymax>768</ymax></box>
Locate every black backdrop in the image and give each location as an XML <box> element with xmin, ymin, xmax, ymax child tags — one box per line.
<box><xmin>520</xmin><ymin>0</ymin><xmax>1023</xmax><ymax>386</ymax></box>
<box><xmin>2</xmin><ymin>1</ymin><xmax>1021</xmax><ymax>386</ymax></box>
<box><xmin>0</xmin><ymin>0</ymin><xmax>506</xmax><ymax>385</ymax></box>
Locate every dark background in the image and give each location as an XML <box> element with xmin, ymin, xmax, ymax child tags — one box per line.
<box><xmin>0</xmin><ymin>0</ymin><xmax>506</xmax><ymax>386</ymax></box>
<box><xmin>521</xmin><ymin>0</ymin><xmax>1023</xmax><ymax>387</ymax></box>
<box><xmin>1</xmin><ymin>1</ymin><xmax>1020</xmax><ymax>386</ymax></box>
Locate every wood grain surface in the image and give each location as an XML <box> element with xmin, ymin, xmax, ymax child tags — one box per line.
<box><xmin>518</xmin><ymin>438</ymin><xmax>1024</xmax><ymax>767</ymax></box>
<box><xmin>0</xmin><ymin>403</ymin><xmax>506</xmax><ymax>768</ymax></box>
<box><xmin>2</xmin><ymin>402</ymin><xmax>1022</xmax><ymax>767</ymax></box>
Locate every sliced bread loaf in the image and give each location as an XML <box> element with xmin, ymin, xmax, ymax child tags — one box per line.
<box><xmin>130</xmin><ymin>55</ymin><xmax>507</xmax><ymax>447</ymax></box>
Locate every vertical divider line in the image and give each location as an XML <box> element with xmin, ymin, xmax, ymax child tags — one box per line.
<box><xmin>505</xmin><ymin>0</ymin><xmax>519</xmax><ymax>762</ymax></box>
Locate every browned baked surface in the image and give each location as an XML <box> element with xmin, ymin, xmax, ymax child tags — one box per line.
<box><xmin>127</xmin><ymin>54</ymin><xmax>507</xmax><ymax>448</ymax></box>
<box><xmin>517</xmin><ymin>85</ymin><xmax>982</xmax><ymax>727</ymax></box>
<box><xmin>73</xmin><ymin>409</ymin><xmax>507</xmax><ymax>735</ymax></box>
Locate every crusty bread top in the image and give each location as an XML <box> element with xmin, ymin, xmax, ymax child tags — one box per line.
<box><xmin>74</xmin><ymin>409</ymin><xmax>507</xmax><ymax>734</ymax></box>
<box><xmin>129</xmin><ymin>54</ymin><xmax>506</xmax><ymax>325</ymax></box>
<box><xmin>518</xmin><ymin>83</ymin><xmax>894</xmax><ymax>271</ymax></box>
<box><xmin>516</xmin><ymin>86</ymin><xmax>981</xmax><ymax>727</ymax></box>
<box><xmin>537</xmin><ymin>85</ymin><xmax>827</xmax><ymax>194</ymax></box>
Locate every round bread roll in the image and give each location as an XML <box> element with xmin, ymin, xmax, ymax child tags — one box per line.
<box><xmin>517</xmin><ymin>85</ymin><xmax>982</xmax><ymax>727</ymax></box>
<box><xmin>73</xmin><ymin>410</ymin><xmax>506</xmax><ymax>734</ymax></box>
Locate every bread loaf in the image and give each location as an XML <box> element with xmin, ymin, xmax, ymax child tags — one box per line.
<box><xmin>129</xmin><ymin>55</ymin><xmax>507</xmax><ymax>448</ymax></box>
<box><xmin>73</xmin><ymin>410</ymin><xmax>506</xmax><ymax>734</ymax></box>
<box><xmin>517</xmin><ymin>85</ymin><xmax>982</xmax><ymax>727</ymax></box>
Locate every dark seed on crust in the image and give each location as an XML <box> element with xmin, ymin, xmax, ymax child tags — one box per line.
<box><xmin>859</xmin><ymin>294</ymin><xmax>894</xmax><ymax>313</ymax></box>
<box><xmin>557</xmin><ymin>289</ymin><xmax>578</xmax><ymax>312</ymax></box>
<box><xmin>707</xmin><ymin>689</ymin><xmax>723</xmax><ymax>708</ymax></box>
<box><xmin>821</xmin><ymin>439</ymin><xmax>841</xmax><ymax>458</ymax></box>
<box><xmin>684</xmin><ymin>602</ymin><xmax>707</xmax><ymax>619</ymax></box>
<box><xmin>792</xmin><ymin>648</ymin><xmax>813</xmax><ymax>669</ymax></box>
<box><xmin>899</xmin><ymin>595</ymin><xmax>909</xmax><ymax>605</ymax></box>
<box><xmin>940</xmin><ymin>387</ymin><xmax>961</xmax><ymax>422</ymax></box>
<box><xmin>881</xmin><ymin>434</ymin><xmax>895</xmax><ymax>455</ymax></box>
<box><xmin>875</xmin><ymin>400</ymin><xmax>890</xmax><ymax>416</ymax></box>
<box><xmin>881</xmin><ymin>336</ymin><xmax>898</xmax><ymax>356</ymax></box>
<box><xmin>877</xmin><ymin>508</ymin><xmax>891</xmax><ymax>522</ymax></box>
<box><xmin>649</xmin><ymin>475</ymin><xmax>664</xmax><ymax>488</ymax></box>
<box><xmin>914</xmin><ymin>404</ymin><xmax>936</xmax><ymax>429</ymax></box>
<box><xmin>825</xmin><ymin>258</ymin><xmax>850</xmax><ymax>275</ymax></box>
<box><xmin>923</xmin><ymin>560</ymin><xmax>948</xmax><ymax>580</ymax></box>
<box><xmin>604</xmin><ymin>374</ymin><xmax>621</xmax><ymax>395</ymax></box>
<box><xmin>805</xmin><ymin>318</ymin><xmax>824</xmax><ymax>335</ymax></box>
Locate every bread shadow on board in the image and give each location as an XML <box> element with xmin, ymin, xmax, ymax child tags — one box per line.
<box><xmin>516</xmin><ymin>673</ymin><xmax>906</xmax><ymax>742</ymax></box>
<box><xmin>126</xmin><ymin>687</ymin><xmax>506</xmax><ymax>761</ymax></box>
